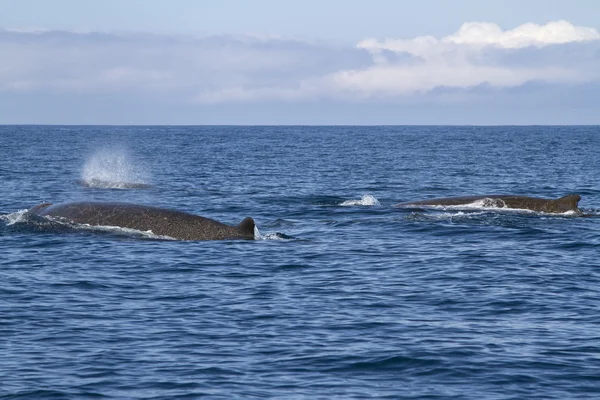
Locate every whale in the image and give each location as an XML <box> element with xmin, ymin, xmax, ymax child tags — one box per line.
<box><xmin>29</xmin><ymin>202</ymin><xmax>255</xmax><ymax>240</ymax></box>
<box><xmin>395</xmin><ymin>194</ymin><xmax>581</xmax><ymax>214</ymax></box>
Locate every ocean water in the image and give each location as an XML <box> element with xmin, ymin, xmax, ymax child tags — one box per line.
<box><xmin>1</xmin><ymin>125</ymin><xmax>599</xmax><ymax>399</ymax></box>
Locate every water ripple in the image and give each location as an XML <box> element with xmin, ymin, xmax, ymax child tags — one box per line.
<box><xmin>1</xmin><ymin>125</ymin><xmax>600</xmax><ymax>399</ymax></box>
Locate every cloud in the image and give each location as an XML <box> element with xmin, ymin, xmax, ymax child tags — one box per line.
<box><xmin>358</xmin><ymin>21</ymin><xmax>600</xmax><ymax>56</ymax></box>
<box><xmin>0</xmin><ymin>29</ymin><xmax>371</xmax><ymax>98</ymax></box>
<box><xmin>0</xmin><ymin>21</ymin><xmax>599</xmax><ymax>111</ymax></box>
<box><xmin>445</xmin><ymin>20</ymin><xmax>600</xmax><ymax>48</ymax></box>
<box><xmin>326</xmin><ymin>64</ymin><xmax>573</xmax><ymax>97</ymax></box>
<box><xmin>341</xmin><ymin>20</ymin><xmax>600</xmax><ymax>97</ymax></box>
<box><xmin>193</xmin><ymin>20</ymin><xmax>600</xmax><ymax>102</ymax></box>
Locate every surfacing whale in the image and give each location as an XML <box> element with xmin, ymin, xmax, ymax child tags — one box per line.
<box><xmin>395</xmin><ymin>194</ymin><xmax>581</xmax><ymax>214</ymax></box>
<box><xmin>29</xmin><ymin>202</ymin><xmax>255</xmax><ymax>240</ymax></box>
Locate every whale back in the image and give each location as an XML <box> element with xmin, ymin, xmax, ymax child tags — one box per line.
<box><xmin>33</xmin><ymin>202</ymin><xmax>255</xmax><ymax>241</ymax></box>
<box><xmin>543</xmin><ymin>194</ymin><xmax>581</xmax><ymax>213</ymax></box>
<box><xmin>497</xmin><ymin>194</ymin><xmax>581</xmax><ymax>212</ymax></box>
<box><xmin>396</xmin><ymin>194</ymin><xmax>581</xmax><ymax>214</ymax></box>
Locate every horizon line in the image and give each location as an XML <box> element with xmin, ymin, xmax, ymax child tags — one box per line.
<box><xmin>1</xmin><ymin>123</ymin><xmax>599</xmax><ymax>127</ymax></box>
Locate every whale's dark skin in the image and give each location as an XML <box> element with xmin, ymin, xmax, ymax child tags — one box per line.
<box><xmin>395</xmin><ymin>194</ymin><xmax>581</xmax><ymax>214</ymax></box>
<box><xmin>29</xmin><ymin>202</ymin><xmax>255</xmax><ymax>241</ymax></box>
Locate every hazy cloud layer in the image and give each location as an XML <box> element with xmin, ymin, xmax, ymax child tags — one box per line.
<box><xmin>0</xmin><ymin>30</ymin><xmax>371</xmax><ymax>97</ymax></box>
<box><xmin>1</xmin><ymin>20</ymin><xmax>599</xmax><ymax>123</ymax></box>
<box><xmin>345</xmin><ymin>21</ymin><xmax>600</xmax><ymax>97</ymax></box>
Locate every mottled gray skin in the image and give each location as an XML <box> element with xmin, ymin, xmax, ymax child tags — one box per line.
<box><xmin>395</xmin><ymin>194</ymin><xmax>581</xmax><ymax>214</ymax></box>
<box><xmin>30</xmin><ymin>202</ymin><xmax>255</xmax><ymax>241</ymax></box>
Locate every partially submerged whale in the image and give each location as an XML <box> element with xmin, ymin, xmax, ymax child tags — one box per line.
<box><xmin>395</xmin><ymin>194</ymin><xmax>581</xmax><ymax>214</ymax></box>
<box><xmin>29</xmin><ymin>202</ymin><xmax>255</xmax><ymax>240</ymax></box>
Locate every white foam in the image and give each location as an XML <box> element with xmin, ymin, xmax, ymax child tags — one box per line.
<box><xmin>30</xmin><ymin>213</ymin><xmax>174</xmax><ymax>240</ymax></box>
<box><xmin>406</xmin><ymin>210</ymin><xmax>486</xmax><ymax>220</ymax></box>
<box><xmin>1</xmin><ymin>209</ymin><xmax>29</xmax><ymax>225</ymax></box>
<box><xmin>259</xmin><ymin>233</ymin><xmax>289</xmax><ymax>240</ymax></box>
<box><xmin>254</xmin><ymin>226</ymin><xmax>290</xmax><ymax>240</ymax></box>
<box><xmin>75</xmin><ymin>222</ymin><xmax>176</xmax><ymax>240</ymax></box>
<box><xmin>406</xmin><ymin>206</ymin><xmax>579</xmax><ymax>221</ymax></box>
<box><xmin>418</xmin><ymin>198</ymin><xmax>536</xmax><ymax>213</ymax></box>
<box><xmin>81</xmin><ymin>147</ymin><xmax>150</xmax><ymax>189</ymax></box>
<box><xmin>549</xmin><ymin>209</ymin><xmax>582</xmax><ymax>217</ymax></box>
<box><xmin>341</xmin><ymin>194</ymin><xmax>381</xmax><ymax>206</ymax></box>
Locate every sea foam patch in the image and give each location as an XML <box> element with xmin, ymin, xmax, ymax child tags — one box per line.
<box><xmin>1</xmin><ymin>209</ymin><xmax>30</xmax><ymax>225</ymax></box>
<box><xmin>341</xmin><ymin>195</ymin><xmax>381</xmax><ymax>206</ymax></box>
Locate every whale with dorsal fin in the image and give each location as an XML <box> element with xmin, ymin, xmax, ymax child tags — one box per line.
<box><xmin>29</xmin><ymin>202</ymin><xmax>255</xmax><ymax>240</ymax></box>
<box><xmin>395</xmin><ymin>194</ymin><xmax>582</xmax><ymax>214</ymax></box>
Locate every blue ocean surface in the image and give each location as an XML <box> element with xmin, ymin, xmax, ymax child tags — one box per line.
<box><xmin>1</xmin><ymin>125</ymin><xmax>599</xmax><ymax>399</ymax></box>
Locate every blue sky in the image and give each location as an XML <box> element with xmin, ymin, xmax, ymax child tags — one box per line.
<box><xmin>1</xmin><ymin>0</ymin><xmax>599</xmax><ymax>124</ymax></box>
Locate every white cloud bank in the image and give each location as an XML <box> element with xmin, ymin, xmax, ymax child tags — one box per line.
<box><xmin>447</xmin><ymin>20</ymin><xmax>599</xmax><ymax>47</ymax></box>
<box><xmin>194</xmin><ymin>20</ymin><xmax>600</xmax><ymax>102</ymax></box>
<box><xmin>328</xmin><ymin>20</ymin><xmax>600</xmax><ymax>97</ymax></box>
<box><xmin>359</xmin><ymin>20</ymin><xmax>600</xmax><ymax>54</ymax></box>
<box><xmin>0</xmin><ymin>20</ymin><xmax>599</xmax><ymax>106</ymax></box>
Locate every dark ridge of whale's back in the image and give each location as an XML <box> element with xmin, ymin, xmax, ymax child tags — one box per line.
<box><xmin>32</xmin><ymin>202</ymin><xmax>255</xmax><ymax>241</ymax></box>
<box><xmin>395</xmin><ymin>194</ymin><xmax>581</xmax><ymax>214</ymax></box>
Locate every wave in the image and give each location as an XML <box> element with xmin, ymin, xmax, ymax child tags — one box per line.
<box><xmin>405</xmin><ymin>210</ymin><xmax>493</xmax><ymax>222</ymax></box>
<box><xmin>257</xmin><ymin>232</ymin><xmax>293</xmax><ymax>240</ymax></box>
<box><xmin>73</xmin><ymin>222</ymin><xmax>176</xmax><ymax>240</ymax></box>
<box><xmin>340</xmin><ymin>194</ymin><xmax>381</xmax><ymax>207</ymax></box>
<box><xmin>580</xmin><ymin>208</ymin><xmax>600</xmax><ymax>217</ymax></box>
<box><xmin>254</xmin><ymin>226</ymin><xmax>293</xmax><ymax>240</ymax></box>
<box><xmin>404</xmin><ymin>207</ymin><xmax>583</xmax><ymax>226</ymax></box>
<box><xmin>1</xmin><ymin>209</ymin><xmax>30</xmax><ymax>225</ymax></box>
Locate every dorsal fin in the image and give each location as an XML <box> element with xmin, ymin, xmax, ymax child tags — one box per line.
<box><xmin>29</xmin><ymin>203</ymin><xmax>52</xmax><ymax>214</ymax></box>
<box><xmin>238</xmin><ymin>217</ymin><xmax>256</xmax><ymax>239</ymax></box>
<box><xmin>550</xmin><ymin>194</ymin><xmax>581</xmax><ymax>212</ymax></box>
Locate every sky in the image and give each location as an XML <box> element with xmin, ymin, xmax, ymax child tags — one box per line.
<box><xmin>1</xmin><ymin>0</ymin><xmax>599</xmax><ymax>124</ymax></box>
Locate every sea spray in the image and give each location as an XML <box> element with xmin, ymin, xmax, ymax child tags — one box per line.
<box><xmin>1</xmin><ymin>209</ymin><xmax>29</xmax><ymax>225</ymax></box>
<box><xmin>340</xmin><ymin>194</ymin><xmax>381</xmax><ymax>206</ymax></box>
<box><xmin>81</xmin><ymin>147</ymin><xmax>150</xmax><ymax>188</ymax></box>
